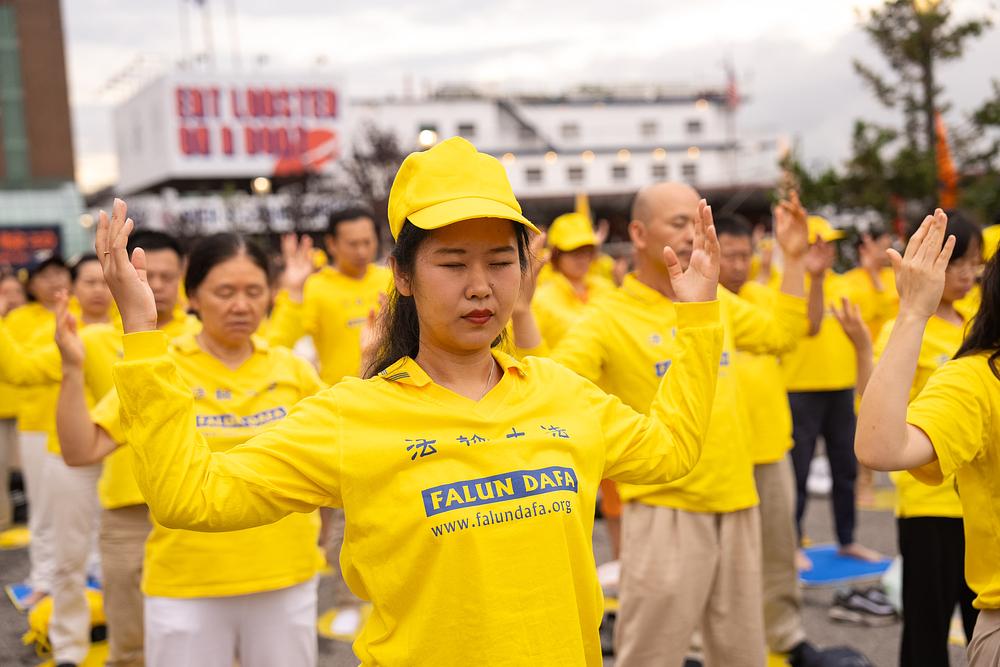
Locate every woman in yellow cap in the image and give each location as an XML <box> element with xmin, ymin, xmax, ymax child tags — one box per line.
<box><xmin>95</xmin><ymin>137</ymin><xmax>724</xmax><ymax>665</ymax></box>
<box><xmin>55</xmin><ymin>226</ymin><xmax>325</xmax><ymax>667</ymax></box>
<box><xmin>856</xmin><ymin>209</ymin><xmax>1000</xmax><ymax>666</ymax></box>
<box><xmin>531</xmin><ymin>212</ymin><xmax>615</xmax><ymax>348</ymax></box>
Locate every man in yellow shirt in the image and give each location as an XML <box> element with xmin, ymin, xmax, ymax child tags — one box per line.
<box><xmin>716</xmin><ymin>214</ymin><xmax>830</xmax><ymax>665</ymax></box>
<box><xmin>515</xmin><ymin>183</ymin><xmax>810</xmax><ymax>666</ymax></box>
<box><xmin>783</xmin><ymin>216</ymin><xmax>880</xmax><ymax>563</ymax></box>
<box><xmin>268</xmin><ymin>207</ymin><xmax>391</xmax><ymax>385</ymax></box>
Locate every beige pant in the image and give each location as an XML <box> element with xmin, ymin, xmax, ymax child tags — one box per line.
<box><xmin>754</xmin><ymin>457</ymin><xmax>806</xmax><ymax>653</ymax></box>
<box><xmin>0</xmin><ymin>418</ymin><xmax>17</xmax><ymax>531</ymax></box>
<box><xmin>323</xmin><ymin>507</ymin><xmax>359</xmax><ymax>607</ymax></box>
<box><xmin>616</xmin><ymin>503</ymin><xmax>766</xmax><ymax>667</ymax></box>
<box><xmin>19</xmin><ymin>431</ymin><xmax>55</xmax><ymax>592</ymax></box>
<box><xmin>48</xmin><ymin>455</ymin><xmax>102</xmax><ymax>664</ymax></box>
<box><xmin>100</xmin><ymin>504</ymin><xmax>152</xmax><ymax>667</ymax></box>
<box><xmin>969</xmin><ymin>609</ymin><xmax>1000</xmax><ymax>667</ymax></box>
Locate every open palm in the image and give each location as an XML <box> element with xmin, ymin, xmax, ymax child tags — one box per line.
<box><xmin>664</xmin><ymin>199</ymin><xmax>720</xmax><ymax>303</ymax></box>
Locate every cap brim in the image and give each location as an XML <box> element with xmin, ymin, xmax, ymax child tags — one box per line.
<box><xmin>407</xmin><ymin>196</ymin><xmax>540</xmax><ymax>236</ymax></box>
<box><xmin>822</xmin><ymin>231</ymin><xmax>847</xmax><ymax>241</ymax></box>
<box><xmin>552</xmin><ymin>234</ymin><xmax>599</xmax><ymax>252</ymax></box>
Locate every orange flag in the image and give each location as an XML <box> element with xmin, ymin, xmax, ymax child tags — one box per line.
<box><xmin>935</xmin><ymin>112</ymin><xmax>958</xmax><ymax>209</ymax></box>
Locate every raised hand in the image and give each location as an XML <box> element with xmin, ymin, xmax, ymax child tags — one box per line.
<box><xmin>53</xmin><ymin>291</ymin><xmax>84</xmax><ymax>368</ymax></box>
<box><xmin>279</xmin><ymin>234</ymin><xmax>315</xmax><ymax>302</ymax></box>
<box><xmin>804</xmin><ymin>239</ymin><xmax>834</xmax><ymax>278</ymax></box>
<box><xmin>515</xmin><ymin>231</ymin><xmax>548</xmax><ymax>313</ymax></box>
<box><xmin>96</xmin><ymin>199</ymin><xmax>157</xmax><ymax>334</ymax></box>
<box><xmin>831</xmin><ymin>297</ymin><xmax>871</xmax><ymax>352</ymax></box>
<box><xmin>664</xmin><ymin>199</ymin><xmax>719</xmax><ymax>303</ymax></box>
<box><xmin>889</xmin><ymin>209</ymin><xmax>954</xmax><ymax>320</ymax></box>
<box><xmin>774</xmin><ymin>190</ymin><xmax>809</xmax><ymax>260</ymax></box>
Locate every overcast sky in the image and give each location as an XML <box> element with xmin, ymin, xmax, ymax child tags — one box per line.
<box><xmin>62</xmin><ymin>0</ymin><xmax>1000</xmax><ymax>193</ymax></box>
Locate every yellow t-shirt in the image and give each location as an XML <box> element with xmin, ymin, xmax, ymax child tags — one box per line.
<box><xmin>4</xmin><ymin>303</ymin><xmax>58</xmax><ymax>434</ymax></box>
<box><xmin>842</xmin><ymin>267</ymin><xmax>898</xmax><ymax>340</ymax></box>
<box><xmin>532</xmin><ymin>273</ymin><xmax>614</xmax><ymax>347</ymax></box>
<box><xmin>267</xmin><ymin>265</ymin><xmax>391</xmax><ymax>385</ymax></box>
<box><xmin>736</xmin><ymin>282</ymin><xmax>794</xmax><ymax>464</ymax></box>
<box><xmin>876</xmin><ymin>315</ymin><xmax>966</xmax><ymax>518</ymax></box>
<box><xmin>782</xmin><ymin>272</ymin><xmax>858</xmax><ymax>391</ymax></box>
<box><xmin>907</xmin><ymin>353</ymin><xmax>1000</xmax><ymax>610</ymax></box>
<box><xmin>552</xmin><ymin>274</ymin><xmax>807</xmax><ymax>512</ymax></box>
<box><xmin>93</xmin><ymin>333</ymin><xmax>325</xmax><ymax>598</ymax></box>
<box><xmin>956</xmin><ymin>284</ymin><xmax>981</xmax><ymax>321</ymax></box>
<box><xmin>110</xmin><ymin>300</ymin><xmax>722</xmax><ymax>665</ymax></box>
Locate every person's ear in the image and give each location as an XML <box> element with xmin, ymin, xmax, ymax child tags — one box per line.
<box><xmin>390</xmin><ymin>257</ymin><xmax>412</xmax><ymax>297</ymax></box>
<box><xmin>628</xmin><ymin>219</ymin><xmax>647</xmax><ymax>251</ymax></box>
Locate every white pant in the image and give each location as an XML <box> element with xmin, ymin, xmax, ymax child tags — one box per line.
<box><xmin>47</xmin><ymin>454</ymin><xmax>102</xmax><ymax>664</ymax></box>
<box><xmin>144</xmin><ymin>577</ymin><xmax>319</xmax><ymax>667</ymax></box>
<box><xmin>18</xmin><ymin>431</ymin><xmax>55</xmax><ymax>592</ymax></box>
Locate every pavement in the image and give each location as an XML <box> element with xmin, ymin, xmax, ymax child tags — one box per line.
<box><xmin>0</xmin><ymin>476</ymin><xmax>969</xmax><ymax>666</ymax></box>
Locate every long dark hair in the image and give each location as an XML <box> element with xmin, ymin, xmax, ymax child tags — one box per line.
<box><xmin>955</xmin><ymin>250</ymin><xmax>1000</xmax><ymax>379</ymax></box>
<box><xmin>364</xmin><ymin>220</ymin><xmax>532</xmax><ymax>378</ymax></box>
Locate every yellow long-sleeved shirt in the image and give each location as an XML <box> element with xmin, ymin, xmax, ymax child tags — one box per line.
<box><xmin>735</xmin><ymin>282</ymin><xmax>795</xmax><ymax>465</ymax></box>
<box><xmin>113</xmin><ymin>301</ymin><xmax>722</xmax><ymax>666</ymax></box>
<box><xmin>842</xmin><ymin>266</ymin><xmax>898</xmax><ymax>340</ymax></box>
<box><xmin>266</xmin><ymin>265</ymin><xmax>391</xmax><ymax>385</ymax></box>
<box><xmin>3</xmin><ymin>303</ymin><xmax>58</xmax><ymax>435</ymax></box>
<box><xmin>532</xmin><ymin>273</ymin><xmax>614</xmax><ymax>348</ymax></box>
<box><xmin>551</xmin><ymin>274</ymin><xmax>807</xmax><ymax>513</ymax></box>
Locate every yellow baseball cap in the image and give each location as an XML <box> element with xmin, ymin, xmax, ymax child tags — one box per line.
<box><xmin>548</xmin><ymin>212</ymin><xmax>598</xmax><ymax>252</ymax></box>
<box><xmin>387</xmin><ymin>137</ymin><xmax>540</xmax><ymax>240</ymax></box>
<box><xmin>807</xmin><ymin>215</ymin><xmax>846</xmax><ymax>243</ymax></box>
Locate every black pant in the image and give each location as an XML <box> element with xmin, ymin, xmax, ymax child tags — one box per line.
<box><xmin>788</xmin><ymin>389</ymin><xmax>857</xmax><ymax>546</ymax></box>
<box><xmin>898</xmin><ymin>516</ymin><xmax>978</xmax><ymax>667</ymax></box>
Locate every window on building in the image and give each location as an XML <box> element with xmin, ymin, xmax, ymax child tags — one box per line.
<box><xmin>651</xmin><ymin>163</ymin><xmax>668</xmax><ymax>180</ymax></box>
<box><xmin>0</xmin><ymin>5</ymin><xmax>30</xmax><ymax>183</ymax></box>
<box><xmin>612</xmin><ymin>165</ymin><xmax>629</xmax><ymax>181</ymax></box>
<box><xmin>640</xmin><ymin>120</ymin><xmax>658</xmax><ymax>138</ymax></box>
<box><xmin>561</xmin><ymin>122</ymin><xmax>580</xmax><ymax>140</ymax></box>
<box><xmin>457</xmin><ymin>122</ymin><xmax>476</xmax><ymax>139</ymax></box>
<box><xmin>682</xmin><ymin>163</ymin><xmax>698</xmax><ymax>180</ymax></box>
<box><xmin>525</xmin><ymin>167</ymin><xmax>543</xmax><ymax>184</ymax></box>
<box><xmin>686</xmin><ymin>119</ymin><xmax>703</xmax><ymax>135</ymax></box>
<box><xmin>567</xmin><ymin>166</ymin><xmax>585</xmax><ymax>183</ymax></box>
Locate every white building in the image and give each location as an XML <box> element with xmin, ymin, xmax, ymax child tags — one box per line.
<box><xmin>352</xmin><ymin>84</ymin><xmax>786</xmax><ymax>200</ymax></box>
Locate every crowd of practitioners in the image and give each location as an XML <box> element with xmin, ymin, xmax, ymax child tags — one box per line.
<box><xmin>0</xmin><ymin>136</ymin><xmax>997</xmax><ymax>667</ymax></box>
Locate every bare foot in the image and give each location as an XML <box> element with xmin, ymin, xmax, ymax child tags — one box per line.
<box><xmin>795</xmin><ymin>549</ymin><xmax>813</xmax><ymax>572</ymax></box>
<box><xmin>839</xmin><ymin>542</ymin><xmax>883</xmax><ymax>562</ymax></box>
<box><xmin>22</xmin><ymin>589</ymin><xmax>48</xmax><ymax>608</ymax></box>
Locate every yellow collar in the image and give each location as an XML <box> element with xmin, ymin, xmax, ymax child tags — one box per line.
<box><xmin>379</xmin><ymin>349</ymin><xmax>527</xmax><ymax>387</ymax></box>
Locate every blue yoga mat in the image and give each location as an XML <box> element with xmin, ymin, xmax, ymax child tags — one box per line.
<box><xmin>5</xmin><ymin>577</ymin><xmax>101</xmax><ymax>611</ymax></box>
<box><xmin>799</xmin><ymin>544</ymin><xmax>892</xmax><ymax>587</ymax></box>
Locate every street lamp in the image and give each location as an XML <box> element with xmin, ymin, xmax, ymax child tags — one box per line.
<box><xmin>252</xmin><ymin>176</ymin><xmax>272</xmax><ymax>195</ymax></box>
<box><xmin>418</xmin><ymin>129</ymin><xmax>438</xmax><ymax>148</ymax></box>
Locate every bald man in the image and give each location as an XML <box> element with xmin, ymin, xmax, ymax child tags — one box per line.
<box><xmin>514</xmin><ymin>182</ymin><xmax>811</xmax><ymax>666</ymax></box>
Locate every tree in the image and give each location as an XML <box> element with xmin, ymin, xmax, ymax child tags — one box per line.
<box><xmin>333</xmin><ymin>123</ymin><xmax>406</xmax><ymax>240</ymax></box>
<box><xmin>853</xmin><ymin>0</ymin><xmax>991</xmax><ymax>201</ymax></box>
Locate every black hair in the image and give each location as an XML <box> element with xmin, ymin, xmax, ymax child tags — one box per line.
<box><xmin>713</xmin><ymin>214</ymin><xmax>753</xmax><ymax>239</ymax></box>
<box><xmin>127</xmin><ymin>230</ymin><xmax>185</xmax><ymax>259</ymax></box>
<box><xmin>26</xmin><ymin>255</ymin><xmax>69</xmax><ymax>302</ymax></box>
<box><xmin>956</xmin><ymin>250</ymin><xmax>1000</xmax><ymax>379</ymax></box>
<box><xmin>328</xmin><ymin>206</ymin><xmax>377</xmax><ymax>237</ymax></box>
<box><xmin>70</xmin><ymin>254</ymin><xmax>101</xmax><ymax>282</ymax></box>
<box><xmin>364</xmin><ymin>220</ymin><xmax>532</xmax><ymax>378</ymax></box>
<box><xmin>27</xmin><ymin>254</ymin><xmax>68</xmax><ymax>281</ymax></box>
<box><xmin>906</xmin><ymin>210</ymin><xmax>982</xmax><ymax>266</ymax></box>
<box><xmin>184</xmin><ymin>233</ymin><xmax>271</xmax><ymax>298</ymax></box>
